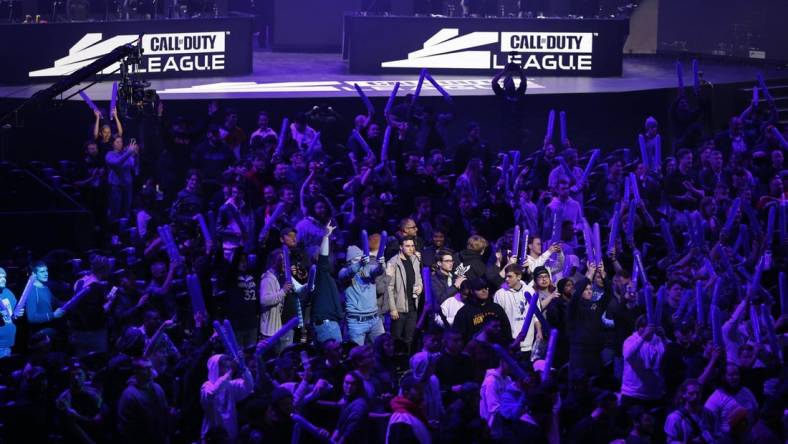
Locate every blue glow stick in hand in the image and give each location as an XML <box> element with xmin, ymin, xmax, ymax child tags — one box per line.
<box><xmin>274</xmin><ymin>118</ymin><xmax>289</xmax><ymax>156</ymax></box>
<box><xmin>760</xmin><ymin>305</ymin><xmax>782</xmax><ymax>362</ymax></box>
<box><xmin>644</xmin><ymin>284</ymin><xmax>655</xmax><ymax>325</ymax></box>
<box><xmin>193</xmin><ymin>213</ymin><xmax>213</xmax><ymax>244</ymax></box>
<box><xmin>291</xmin><ymin>414</ymin><xmax>338</xmax><ymax>444</ymax></box>
<box><xmin>222</xmin><ymin>319</ymin><xmax>245</xmax><ymax>368</ymax></box>
<box><xmin>676</xmin><ymin>289</ymin><xmax>691</xmax><ymax>321</ymax></box>
<box><xmin>757</xmin><ymin>72</ymin><xmax>773</xmax><ymax>101</ymax></box>
<box><xmin>360</xmin><ymin>230</ymin><xmax>370</xmax><ymax>258</ymax></box>
<box><xmin>79</xmin><ymin>91</ymin><xmax>101</xmax><ymax>115</ymax></box>
<box><xmin>376</xmin><ymin>231</ymin><xmax>388</xmax><ymax>261</ymax></box>
<box><xmin>411</xmin><ymin>69</ymin><xmax>427</xmax><ymax>107</ymax></box>
<box><xmin>559</xmin><ymin>111</ymin><xmax>567</xmax><ymax>143</ymax></box>
<box><xmin>765</xmin><ymin>205</ymin><xmax>776</xmax><ymax>247</ymax></box>
<box><xmin>592</xmin><ymin>222</ymin><xmax>602</xmax><ymax>265</ymax></box>
<box><xmin>580</xmin><ymin>149</ymin><xmax>599</xmax><ymax>186</ymax></box>
<box><xmin>770</xmin><ymin>126</ymin><xmax>788</xmax><ymax>150</ymax></box>
<box><xmin>61</xmin><ymin>285</ymin><xmax>93</xmax><ymax>312</ymax></box>
<box><xmin>623</xmin><ymin>176</ymin><xmax>631</xmax><ymax>202</ymax></box>
<box><xmin>517</xmin><ymin>292</ymin><xmax>540</xmax><ymax>340</ymax></box>
<box><xmin>425</xmin><ymin>72</ymin><xmax>452</xmax><ymax>102</ymax></box>
<box><xmin>351</xmin><ymin>129</ymin><xmax>372</xmax><ymax>155</ymax></box>
<box><xmin>653</xmin><ymin>135</ymin><xmax>662</xmax><ymax>171</ymax></box>
<box><xmin>383</xmin><ymin>82</ymin><xmax>400</xmax><ymax>117</ymax></box>
<box><xmin>542</xmin><ymin>328</ymin><xmax>558</xmax><ymax>380</ymax></box>
<box><xmin>512</xmin><ymin>225</ymin><xmax>520</xmax><ymax>261</ymax></box>
<box><xmin>608</xmin><ymin>203</ymin><xmax>621</xmax><ymax>256</ymax></box>
<box><xmin>491</xmin><ymin>344</ymin><xmax>528</xmax><ymax>380</ymax></box>
<box><xmin>546</xmin><ymin>110</ymin><xmax>555</xmax><ymax>140</ymax></box>
<box><xmin>213</xmin><ymin>320</ymin><xmax>233</xmax><ymax>356</ymax></box>
<box><xmin>256</xmin><ymin>318</ymin><xmax>299</xmax><ymax>356</ymax></box>
<box><xmin>282</xmin><ymin>246</ymin><xmax>292</xmax><ymax>284</ymax></box>
<box><xmin>518</xmin><ymin>229</ymin><xmax>529</xmax><ymax>264</ymax></box>
<box><xmin>626</xmin><ymin>200</ymin><xmax>636</xmax><ymax>242</ymax></box>
<box><xmin>753</xmin><ymin>86</ymin><xmax>758</xmax><ymax>104</ymax></box>
<box><xmin>581</xmin><ymin>219</ymin><xmax>593</xmax><ymax>263</ymax></box>
<box><xmin>380</xmin><ymin>126</ymin><xmax>392</xmax><ymax>163</ymax></box>
<box><xmin>186</xmin><ymin>273</ymin><xmax>208</xmax><ymax>319</ymax></box>
<box><xmin>750</xmin><ymin>305</ymin><xmax>762</xmax><ymax>343</ymax></box>
<box><xmin>629</xmin><ymin>173</ymin><xmax>641</xmax><ymax>203</ymax></box>
<box><xmin>353</xmin><ymin>83</ymin><xmax>374</xmax><ymax>115</ymax></box>
<box><xmin>638</xmin><ymin>134</ymin><xmax>649</xmax><ymax>170</ymax></box>
<box><xmin>711</xmin><ymin>280</ymin><xmax>722</xmax><ymax>309</ymax></box>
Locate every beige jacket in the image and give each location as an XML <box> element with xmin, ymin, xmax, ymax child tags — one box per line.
<box><xmin>386</xmin><ymin>254</ymin><xmax>422</xmax><ymax>314</ymax></box>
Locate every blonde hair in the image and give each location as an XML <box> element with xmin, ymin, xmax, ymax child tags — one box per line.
<box><xmin>466</xmin><ymin>235</ymin><xmax>488</xmax><ymax>253</ymax></box>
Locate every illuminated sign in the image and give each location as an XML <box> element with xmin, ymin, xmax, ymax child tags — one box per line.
<box><xmin>381</xmin><ymin>28</ymin><xmax>596</xmax><ymax>72</ymax></box>
<box><xmin>30</xmin><ymin>31</ymin><xmax>229</xmax><ymax>78</ymax></box>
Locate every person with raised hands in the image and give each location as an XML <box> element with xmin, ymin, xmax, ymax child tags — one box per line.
<box><xmin>567</xmin><ymin>262</ymin><xmax>612</xmax><ymax>378</ymax></box>
<box><xmin>200</xmin><ymin>353</ymin><xmax>254</xmax><ymax>442</ymax></box>
<box><xmin>311</xmin><ymin>220</ymin><xmax>344</xmax><ymax>344</ymax></box>
<box><xmin>340</xmin><ymin>232</ymin><xmax>386</xmax><ymax>346</ymax></box>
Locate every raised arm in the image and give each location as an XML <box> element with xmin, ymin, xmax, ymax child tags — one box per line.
<box><xmin>300</xmin><ymin>170</ymin><xmax>316</xmax><ymax>217</ymax></box>
<box><xmin>92</xmin><ymin>109</ymin><xmax>101</xmax><ymax>139</ymax></box>
<box><xmin>113</xmin><ymin>108</ymin><xmax>123</xmax><ymax>137</ymax></box>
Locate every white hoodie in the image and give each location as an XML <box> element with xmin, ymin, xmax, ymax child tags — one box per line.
<box><xmin>480</xmin><ymin>367</ymin><xmax>513</xmax><ymax>425</ymax></box>
<box><xmin>200</xmin><ymin>354</ymin><xmax>254</xmax><ymax>440</ymax></box>
<box><xmin>494</xmin><ymin>281</ymin><xmax>537</xmax><ymax>352</ymax></box>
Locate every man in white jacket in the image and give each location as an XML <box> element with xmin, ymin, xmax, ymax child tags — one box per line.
<box><xmin>494</xmin><ymin>264</ymin><xmax>539</xmax><ymax>357</ymax></box>
<box><xmin>200</xmin><ymin>354</ymin><xmax>254</xmax><ymax>442</ymax></box>
<box><xmin>621</xmin><ymin>316</ymin><xmax>666</xmax><ymax>407</ymax></box>
<box><xmin>479</xmin><ymin>358</ymin><xmax>513</xmax><ymax>426</ymax></box>
<box><xmin>259</xmin><ymin>250</ymin><xmax>294</xmax><ymax>354</ymax></box>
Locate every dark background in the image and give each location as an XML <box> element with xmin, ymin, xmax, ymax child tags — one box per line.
<box><xmin>658</xmin><ymin>0</ymin><xmax>788</xmax><ymax>63</ymax></box>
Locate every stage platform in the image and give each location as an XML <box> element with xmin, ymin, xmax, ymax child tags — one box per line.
<box><xmin>1</xmin><ymin>51</ymin><xmax>786</xmax><ymax>102</ymax></box>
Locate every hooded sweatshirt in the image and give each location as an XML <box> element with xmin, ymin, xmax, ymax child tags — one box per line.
<box><xmin>452</xmin><ymin>297</ymin><xmax>512</xmax><ymax>343</ymax></box>
<box><xmin>480</xmin><ymin>367</ymin><xmax>513</xmax><ymax>425</ymax></box>
<box><xmin>493</xmin><ymin>281</ymin><xmax>537</xmax><ymax>352</ymax></box>
<box><xmin>567</xmin><ymin>278</ymin><xmax>610</xmax><ymax>347</ymax></box>
<box><xmin>409</xmin><ymin>352</ymin><xmax>444</xmax><ymax>422</ymax></box>
<box><xmin>386</xmin><ymin>396</ymin><xmax>431</xmax><ymax>444</ymax></box>
<box><xmin>200</xmin><ymin>354</ymin><xmax>254</xmax><ymax>441</ymax></box>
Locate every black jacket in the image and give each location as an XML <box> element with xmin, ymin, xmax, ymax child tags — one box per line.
<box><xmin>453</xmin><ymin>297</ymin><xmax>512</xmax><ymax>342</ymax></box>
<box><xmin>310</xmin><ymin>254</ymin><xmax>344</xmax><ymax>322</ymax></box>
<box><xmin>567</xmin><ymin>278</ymin><xmax>611</xmax><ymax>347</ymax></box>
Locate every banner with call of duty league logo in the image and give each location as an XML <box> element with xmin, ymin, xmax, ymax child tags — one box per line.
<box><xmin>344</xmin><ymin>16</ymin><xmax>629</xmax><ymax>77</ymax></box>
<box><xmin>0</xmin><ymin>16</ymin><xmax>252</xmax><ymax>85</ymax></box>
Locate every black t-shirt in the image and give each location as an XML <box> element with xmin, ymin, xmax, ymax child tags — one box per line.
<box><xmin>226</xmin><ymin>274</ymin><xmax>259</xmax><ymax>330</ymax></box>
<box><xmin>404</xmin><ymin>256</ymin><xmax>416</xmax><ymax>311</ymax></box>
